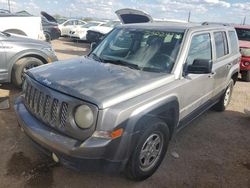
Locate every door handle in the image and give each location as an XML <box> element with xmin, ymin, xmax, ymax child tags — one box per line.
<box><xmin>208</xmin><ymin>72</ymin><xmax>216</xmax><ymax>78</ymax></box>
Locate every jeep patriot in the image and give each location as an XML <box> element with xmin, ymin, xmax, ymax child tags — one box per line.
<box><xmin>15</xmin><ymin>22</ymin><xmax>240</xmax><ymax>180</ymax></box>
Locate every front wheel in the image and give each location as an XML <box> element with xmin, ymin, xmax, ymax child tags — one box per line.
<box><xmin>12</xmin><ymin>57</ymin><xmax>43</xmax><ymax>87</ymax></box>
<box><xmin>125</xmin><ymin>119</ymin><xmax>170</xmax><ymax>181</ymax></box>
<box><xmin>213</xmin><ymin>79</ymin><xmax>234</xmax><ymax>111</ymax></box>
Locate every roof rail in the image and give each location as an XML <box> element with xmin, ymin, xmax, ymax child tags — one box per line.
<box><xmin>201</xmin><ymin>22</ymin><xmax>230</xmax><ymax>26</ymax></box>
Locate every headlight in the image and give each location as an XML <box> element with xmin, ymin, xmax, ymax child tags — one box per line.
<box><xmin>74</xmin><ymin>105</ymin><xmax>94</xmax><ymax>129</ymax></box>
<box><xmin>42</xmin><ymin>47</ymin><xmax>55</xmax><ymax>54</ymax></box>
<box><xmin>240</xmin><ymin>48</ymin><xmax>250</xmax><ymax>57</ymax></box>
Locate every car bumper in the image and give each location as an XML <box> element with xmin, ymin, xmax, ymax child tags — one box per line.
<box><xmin>14</xmin><ymin>96</ymin><xmax>129</xmax><ymax>172</ymax></box>
<box><xmin>240</xmin><ymin>56</ymin><xmax>250</xmax><ymax>71</ymax></box>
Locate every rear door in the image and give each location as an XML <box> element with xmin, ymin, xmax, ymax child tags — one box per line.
<box><xmin>115</xmin><ymin>8</ymin><xmax>153</xmax><ymax>24</ymax></box>
<box><xmin>212</xmin><ymin>31</ymin><xmax>237</xmax><ymax>96</ymax></box>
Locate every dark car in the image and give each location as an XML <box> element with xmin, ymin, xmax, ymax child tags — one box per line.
<box><xmin>41</xmin><ymin>12</ymin><xmax>61</xmax><ymax>42</ymax></box>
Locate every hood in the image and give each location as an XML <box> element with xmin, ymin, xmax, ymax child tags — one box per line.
<box><xmin>27</xmin><ymin>57</ymin><xmax>173</xmax><ymax>109</ymax></box>
<box><xmin>5</xmin><ymin>33</ymin><xmax>49</xmax><ymax>47</ymax></box>
<box><xmin>115</xmin><ymin>8</ymin><xmax>153</xmax><ymax>24</ymax></box>
<box><xmin>41</xmin><ymin>11</ymin><xmax>57</xmax><ymax>23</ymax></box>
<box><xmin>239</xmin><ymin>40</ymin><xmax>250</xmax><ymax>48</ymax></box>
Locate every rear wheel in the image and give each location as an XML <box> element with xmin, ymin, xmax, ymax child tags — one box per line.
<box><xmin>213</xmin><ymin>79</ymin><xmax>234</xmax><ymax>111</ymax></box>
<box><xmin>126</xmin><ymin>119</ymin><xmax>170</xmax><ymax>181</ymax></box>
<box><xmin>242</xmin><ymin>71</ymin><xmax>250</xmax><ymax>82</ymax></box>
<box><xmin>12</xmin><ymin>57</ymin><xmax>43</xmax><ymax>87</ymax></box>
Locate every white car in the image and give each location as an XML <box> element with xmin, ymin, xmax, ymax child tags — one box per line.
<box><xmin>88</xmin><ymin>21</ymin><xmax>120</xmax><ymax>35</ymax></box>
<box><xmin>0</xmin><ymin>10</ymin><xmax>45</xmax><ymax>40</ymax></box>
<box><xmin>58</xmin><ymin>19</ymin><xmax>87</xmax><ymax>36</ymax></box>
<box><xmin>69</xmin><ymin>21</ymin><xmax>105</xmax><ymax>40</ymax></box>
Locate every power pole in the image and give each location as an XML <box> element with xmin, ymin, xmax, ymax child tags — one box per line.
<box><xmin>7</xmin><ymin>0</ymin><xmax>10</xmax><ymax>12</ymax></box>
<box><xmin>188</xmin><ymin>11</ymin><xmax>191</xmax><ymax>22</ymax></box>
<box><xmin>243</xmin><ymin>16</ymin><xmax>246</xmax><ymax>25</ymax></box>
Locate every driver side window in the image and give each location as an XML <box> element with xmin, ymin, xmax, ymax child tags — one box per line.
<box><xmin>186</xmin><ymin>33</ymin><xmax>212</xmax><ymax>66</ymax></box>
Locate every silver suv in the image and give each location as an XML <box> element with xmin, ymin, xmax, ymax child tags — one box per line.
<box><xmin>14</xmin><ymin>22</ymin><xmax>240</xmax><ymax>180</ymax></box>
<box><xmin>0</xmin><ymin>32</ymin><xmax>57</xmax><ymax>87</ymax></box>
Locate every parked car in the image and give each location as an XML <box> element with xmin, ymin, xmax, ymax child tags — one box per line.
<box><xmin>0</xmin><ymin>9</ymin><xmax>45</xmax><ymax>40</ymax></box>
<box><xmin>58</xmin><ymin>19</ymin><xmax>87</xmax><ymax>37</ymax></box>
<box><xmin>15</xmin><ymin>20</ymin><xmax>240</xmax><ymax>180</ymax></box>
<box><xmin>0</xmin><ymin>32</ymin><xmax>58</xmax><ymax>87</ymax></box>
<box><xmin>56</xmin><ymin>18</ymin><xmax>67</xmax><ymax>24</ymax></box>
<box><xmin>69</xmin><ymin>21</ymin><xmax>105</xmax><ymax>40</ymax></box>
<box><xmin>86</xmin><ymin>21</ymin><xmax>120</xmax><ymax>43</ymax></box>
<box><xmin>234</xmin><ymin>25</ymin><xmax>250</xmax><ymax>81</ymax></box>
<box><xmin>41</xmin><ymin>12</ymin><xmax>61</xmax><ymax>42</ymax></box>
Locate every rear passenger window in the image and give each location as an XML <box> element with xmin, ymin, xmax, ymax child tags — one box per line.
<box><xmin>229</xmin><ymin>31</ymin><xmax>239</xmax><ymax>54</ymax></box>
<box><xmin>214</xmin><ymin>32</ymin><xmax>229</xmax><ymax>58</ymax></box>
<box><xmin>186</xmin><ymin>33</ymin><xmax>212</xmax><ymax>66</ymax></box>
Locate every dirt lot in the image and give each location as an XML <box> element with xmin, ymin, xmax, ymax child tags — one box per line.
<box><xmin>0</xmin><ymin>38</ymin><xmax>249</xmax><ymax>188</ymax></box>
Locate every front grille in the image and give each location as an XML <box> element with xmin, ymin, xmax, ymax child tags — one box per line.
<box><xmin>24</xmin><ymin>81</ymin><xmax>69</xmax><ymax>130</ymax></box>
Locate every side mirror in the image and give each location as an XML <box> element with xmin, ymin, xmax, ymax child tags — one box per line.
<box><xmin>187</xmin><ymin>59</ymin><xmax>212</xmax><ymax>74</ymax></box>
<box><xmin>90</xmin><ymin>42</ymin><xmax>98</xmax><ymax>52</ymax></box>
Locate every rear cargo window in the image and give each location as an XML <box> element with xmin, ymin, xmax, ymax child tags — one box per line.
<box><xmin>214</xmin><ymin>31</ymin><xmax>229</xmax><ymax>58</ymax></box>
<box><xmin>229</xmin><ymin>31</ymin><xmax>239</xmax><ymax>54</ymax></box>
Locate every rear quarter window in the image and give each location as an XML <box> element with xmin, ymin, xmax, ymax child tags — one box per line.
<box><xmin>228</xmin><ymin>31</ymin><xmax>239</xmax><ymax>54</ymax></box>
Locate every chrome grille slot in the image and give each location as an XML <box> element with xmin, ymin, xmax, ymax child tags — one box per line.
<box><xmin>28</xmin><ymin>86</ymin><xmax>34</xmax><ymax>107</ymax></box>
<box><xmin>43</xmin><ymin>95</ymin><xmax>51</xmax><ymax>121</ymax></box>
<box><xmin>60</xmin><ymin>102</ymin><xmax>68</xmax><ymax>128</ymax></box>
<box><xmin>38</xmin><ymin>92</ymin><xmax>45</xmax><ymax>116</ymax></box>
<box><xmin>33</xmin><ymin>90</ymin><xmax>40</xmax><ymax>113</ymax></box>
<box><xmin>51</xmin><ymin>99</ymin><xmax>59</xmax><ymax>126</ymax></box>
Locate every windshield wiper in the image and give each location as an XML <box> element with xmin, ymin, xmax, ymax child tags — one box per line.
<box><xmin>90</xmin><ymin>53</ymin><xmax>103</xmax><ymax>62</ymax></box>
<box><xmin>102</xmin><ymin>59</ymin><xmax>140</xmax><ymax>70</ymax></box>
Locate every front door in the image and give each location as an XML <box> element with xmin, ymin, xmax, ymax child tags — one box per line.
<box><xmin>179</xmin><ymin>32</ymin><xmax>214</xmax><ymax>121</ymax></box>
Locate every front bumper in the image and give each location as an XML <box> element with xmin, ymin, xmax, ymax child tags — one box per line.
<box><xmin>14</xmin><ymin>96</ymin><xmax>129</xmax><ymax>172</ymax></box>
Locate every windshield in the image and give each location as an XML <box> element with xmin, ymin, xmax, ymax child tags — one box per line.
<box><xmin>235</xmin><ymin>28</ymin><xmax>250</xmax><ymax>41</ymax></box>
<box><xmin>91</xmin><ymin>28</ymin><xmax>184</xmax><ymax>73</ymax></box>
<box><xmin>82</xmin><ymin>22</ymin><xmax>100</xmax><ymax>28</ymax></box>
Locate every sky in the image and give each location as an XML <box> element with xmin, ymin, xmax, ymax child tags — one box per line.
<box><xmin>1</xmin><ymin>0</ymin><xmax>250</xmax><ymax>24</ymax></box>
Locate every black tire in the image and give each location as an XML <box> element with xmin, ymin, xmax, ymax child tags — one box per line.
<box><xmin>242</xmin><ymin>71</ymin><xmax>250</xmax><ymax>82</ymax></box>
<box><xmin>125</xmin><ymin>118</ymin><xmax>170</xmax><ymax>181</ymax></box>
<box><xmin>12</xmin><ymin>57</ymin><xmax>43</xmax><ymax>87</ymax></box>
<box><xmin>213</xmin><ymin>79</ymin><xmax>234</xmax><ymax>112</ymax></box>
<box><xmin>44</xmin><ymin>32</ymin><xmax>51</xmax><ymax>42</ymax></box>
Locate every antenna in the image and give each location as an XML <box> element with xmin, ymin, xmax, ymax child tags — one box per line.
<box><xmin>7</xmin><ymin>0</ymin><xmax>10</xmax><ymax>12</ymax></box>
<box><xmin>243</xmin><ymin>16</ymin><xmax>246</xmax><ymax>25</ymax></box>
<box><xmin>188</xmin><ymin>11</ymin><xmax>191</xmax><ymax>22</ymax></box>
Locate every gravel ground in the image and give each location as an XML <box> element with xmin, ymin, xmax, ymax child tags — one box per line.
<box><xmin>0</xmin><ymin>38</ymin><xmax>249</xmax><ymax>188</ymax></box>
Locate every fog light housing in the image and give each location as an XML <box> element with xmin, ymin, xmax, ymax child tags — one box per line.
<box><xmin>74</xmin><ymin>105</ymin><xmax>94</xmax><ymax>129</ymax></box>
